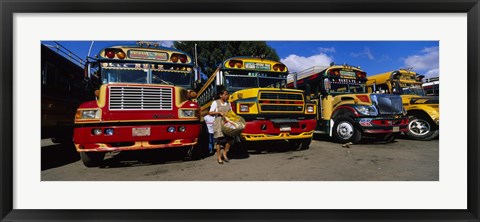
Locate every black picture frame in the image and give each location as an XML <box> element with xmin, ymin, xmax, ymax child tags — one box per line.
<box><xmin>1</xmin><ymin>0</ymin><xmax>479</xmax><ymax>221</ymax></box>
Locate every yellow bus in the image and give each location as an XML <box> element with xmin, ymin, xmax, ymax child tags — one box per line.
<box><xmin>74</xmin><ymin>42</ymin><xmax>201</xmax><ymax>167</ymax></box>
<box><xmin>196</xmin><ymin>57</ymin><xmax>317</xmax><ymax>150</ymax></box>
<box><xmin>367</xmin><ymin>69</ymin><xmax>439</xmax><ymax>140</ymax></box>
<box><xmin>287</xmin><ymin>64</ymin><xmax>408</xmax><ymax>143</ymax></box>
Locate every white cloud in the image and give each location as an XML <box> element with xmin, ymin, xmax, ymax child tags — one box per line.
<box><xmin>281</xmin><ymin>53</ymin><xmax>333</xmax><ymax>73</ymax></box>
<box><xmin>350</xmin><ymin>47</ymin><xmax>375</xmax><ymax>60</ymax></box>
<box><xmin>318</xmin><ymin>47</ymin><xmax>336</xmax><ymax>53</ymax></box>
<box><xmin>404</xmin><ymin>46</ymin><xmax>439</xmax><ymax>78</ymax></box>
<box><xmin>424</xmin><ymin>68</ymin><xmax>439</xmax><ymax>79</ymax></box>
<box><xmin>404</xmin><ymin>46</ymin><xmax>439</xmax><ymax>71</ymax></box>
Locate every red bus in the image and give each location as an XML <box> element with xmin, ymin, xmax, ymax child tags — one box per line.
<box><xmin>74</xmin><ymin>42</ymin><xmax>201</xmax><ymax>167</ymax></box>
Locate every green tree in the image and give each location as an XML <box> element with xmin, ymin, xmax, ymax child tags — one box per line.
<box><xmin>173</xmin><ymin>41</ymin><xmax>280</xmax><ymax>78</ymax></box>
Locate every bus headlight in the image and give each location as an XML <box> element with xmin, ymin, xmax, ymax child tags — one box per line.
<box><xmin>306</xmin><ymin>105</ymin><xmax>315</xmax><ymax>113</ymax></box>
<box><xmin>240</xmin><ymin>104</ymin><xmax>249</xmax><ymax>112</ymax></box>
<box><xmin>179</xmin><ymin>109</ymin><xmax>196</xmax><ymax>118</ymax></box>
<box><xmin>354</xmin><ymin>106</ymin><xmax>378</xmax><ymax>116</ymax></box>
<box><xmin>76</xmin><ymin>109</ymin><xmax>101</xmax><ymax>120</ymax></box>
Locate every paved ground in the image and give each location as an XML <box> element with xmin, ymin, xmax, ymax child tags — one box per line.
<box><xmin>41</xmin><ymin>134</ymin><xmax>438</xmax><ymax>181</ymax></box>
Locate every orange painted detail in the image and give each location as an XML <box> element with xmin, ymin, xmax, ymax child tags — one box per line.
<box><xmin>356</xmin><ymin>95</ymin><xmax>370</xmax><ymax>103</ymax></box>
<box><xmin>75</xmin><ymin>138</ymin><xmax>197</xmax><ymax>152</ymax></box>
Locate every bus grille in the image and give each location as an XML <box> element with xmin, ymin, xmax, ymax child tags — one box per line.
<box><xmin>261</xmin><ymin>105</ymin><xmax>304</xmax><ymax>112</ymax></box>
<box><xmin>374</xmin><ymin>95</ymin><xmax>403</xmax><ymax>115</ymax></box>
<box><xmin>259</xmin><ymin>91</ymin><xmax>304</xmax><ymax>113</ymax></box>
<box><xmin>109</xmin><ymin>86</ymin><xmax>173</xmax><ymax>110</ymax></box>
<box><xmin>260</xmin><ymin>93</ymin><xmax>303</xmax><ymax>100</ymax></box>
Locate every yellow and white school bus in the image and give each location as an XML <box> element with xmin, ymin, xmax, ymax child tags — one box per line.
<box><xmin>196</xmin><ymin>57</ymin><xmax>317</xmax><ymax>150</ymax></box>
<box><xmin>367</xmin><ymin>69</ymin><xmax>439</xmax><ymax>141</ymax></box>
<box><xmin>287</xmin><ymin>64</ymin><xmax>408</xmax><ymax>143</ymax></box>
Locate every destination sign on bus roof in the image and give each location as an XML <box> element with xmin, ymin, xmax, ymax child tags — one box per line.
<box><xmin>331</xmin><ymin>78</ymin><xmax>364</xmax><ymax>85</ymax></box>
<box><xmin>245</xmin><ymin>62</ymin><xmax>271</xmax><ymax>71</ymax></box>
<box><xmin>127</xmin><ymin>50</ymin><xmax>168</xmax><ymax>61</ymax></box>
<box><xmin>340</xmin><ymin>70</ymin><xmax>356</xmax><ymax>78</ymax></box>
<box><xmin>101</xmin><ymin>62</ymin><xmax>192</xmax><ymax>71</ymax></box>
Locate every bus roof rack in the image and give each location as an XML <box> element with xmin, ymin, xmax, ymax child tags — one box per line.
<box><xmin>287</xmin><ymin>66</ymin><xmax>329</xmax><ymax>83</ymax></box>
<box><xmin>424</xmin><ymin>77</ymin><xmax>439</xmax><ymax>82</ymax></box>
<box><xmin>136</xmin><ymin>41</ymin><xmax>163</xmax><ymax>48</ymax></box>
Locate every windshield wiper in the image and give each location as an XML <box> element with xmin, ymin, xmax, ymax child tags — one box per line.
<box><xmin>159</xmin><ymin>79</ymin><xmax>174</xmax><ymax>85</ymax></box>
<box><xmin>153</xmin><ymin>76</ymin><xmax>174</xmax><ymax>85</ymax></box>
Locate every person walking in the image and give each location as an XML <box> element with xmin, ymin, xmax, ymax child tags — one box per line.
<box><xmin>203</xmin><ymin>114</ymin><xmax>215</xmax><ymax>155</ymax></box>
<box><xmin>209</xmin><ymin>89</ymin><xmax>234</xmax><ymax>164</ymax></box>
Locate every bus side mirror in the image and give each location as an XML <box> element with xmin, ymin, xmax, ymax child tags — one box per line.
<box><xmin>305</xmin><ymin>83</ymin><xmax>311</xmax><ymax>100</ymax></box>
<box><xmin>324</xmin><ymin>79</ymin><xmax>331</xmax><ymax>91</ymax></box>
<box><xmin>393</xmin><ymin>82</ymin><xmax>401</xmax><ymax>94</ymax></box>
<box><xmin>84</xmin><ymin>62</ymin><xmax>92</xmax><ymax>79</ymax></box>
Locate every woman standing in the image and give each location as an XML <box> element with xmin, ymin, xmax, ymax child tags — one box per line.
<box><xmin>209</xmin><ymin>89</ymin><xmax>234</xmax><ymax>164</ymax></box>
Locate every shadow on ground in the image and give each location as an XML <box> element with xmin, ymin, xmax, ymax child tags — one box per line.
<box><xmin>97</xmin><ymin>147</ymin><xmax>194</xmax><ymax>169</ymax></box>
<box><xmin>41</xmin><ymin>142</ymin><xmax>80</xmax><ymax>170</ymax></box>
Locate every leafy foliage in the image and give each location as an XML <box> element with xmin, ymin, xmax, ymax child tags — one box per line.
<box><xmin>174</xmin><ymin>41</ymin><xmax>280</xmax><ymax>78</ymax></box>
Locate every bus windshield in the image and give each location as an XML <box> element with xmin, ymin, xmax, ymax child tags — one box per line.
<box><xmin>102</xmin><ymin>68</ymin><xmax>148</xmax><ymax>84</ymax></box>
<box><xmin>259</xmin><ymin>77</ymin><xmax>286</xmax><ymax>88</ymax></box>
<box><xmin>101</xmin><ymin>65</ymin><xmax>192</xmax><ymax>88</ymax></box>
<box><xmin>224</xmin><ymin>70</ymin><xmax>287</xmax><ymax>90</ymax></box>
<box><xmin>329</xmin><ymin>78</ymin><xmax>366</xmax><ymax>93</ymax></box>
<box><xmin>225</xmin><ymin>75</ymin><xmax>257</xmax><ymax>90</ymax></box>
<box><xmin>399</xmin><ymin>84</ymin><xmax>425</xmax><ymax>96</ymax></box>
<box><xmin>152</xmin><ymin>70</ymin><xmax>191</xmax><ymax>88</ymax></box>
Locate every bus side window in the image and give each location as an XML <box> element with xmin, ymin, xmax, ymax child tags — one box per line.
<box><xmin>312</xmin><ymin>85</ymin><xmax>319</xmax><ymax>99</ymax></box>
<box><xmin>45</xmin><ymin>63</ymin><xmax>56</xmax><ymax>89</ymax></box>
<box><xmin>376</xmin><ymin>84</ymin><xmax>389</xmax><ymax>93</ymax></box>
<box><xmin>305</xmin><ymin>83</ymin><xmax>311</xmax><ymax>96</ymax></box>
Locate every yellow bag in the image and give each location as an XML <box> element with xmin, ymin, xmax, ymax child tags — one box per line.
<box><xmin>221</xmin><ymin>110</ymin><xmax>246</xmax><ymax>137</ymax></box>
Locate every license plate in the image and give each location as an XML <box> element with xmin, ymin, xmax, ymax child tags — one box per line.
<box><xmin>392</xmin><ymin>126</ymin><xmax>399</xmax><ymax>132</ymax></box>
<box><xmin>280</xmin><ymin>126</ymin><xmax>291</xmax><ymax>132</ymax></box>
<box><xmin>132</xmin><ymin>127</ymin><xmax>150</xmax><ymax>136</ymax></box>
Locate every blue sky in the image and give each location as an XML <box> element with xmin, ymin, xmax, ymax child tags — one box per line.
<box><xmin>42</xmin><ymin>41</ymin><xmax>439</xmax><ymax>79</ymax></box>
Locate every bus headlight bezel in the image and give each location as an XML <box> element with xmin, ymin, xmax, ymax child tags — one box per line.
<box><xmin>76</xmin><ymin>109</ymin><xmax>101</xmax><ymax>120</ymax></box>
<box><xmin>240</xmin><ymin>104</ymin><xmax>249</xmax><ymax>112</ymax></box>
<box><xmin>354</xmin><ymin>105</ymin><xmax>379</xmax><ymax>116</ymax></box>
<box><xmin>179</xmin><ymin>109</ymin><xmax>197</xmax><ymax>118</ymax></box>
<box><xmin>306</xmin><ymin>105</ymin><xmax>315</xmax><ymax>113</ymax></box>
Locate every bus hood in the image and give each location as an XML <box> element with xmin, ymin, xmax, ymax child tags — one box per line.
<box><xmin>401</xmin><ymin>95</ymin><xmax>439</xmax><ymax>105</ymax></box>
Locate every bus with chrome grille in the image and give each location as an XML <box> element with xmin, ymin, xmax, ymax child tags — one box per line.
<box><xmin>367</xmin><ymin>69</ymin><xmax>439</xmax><ymax>141</ymax></box>
<box><xmin>196</xmin><ymin>57</ymin><xmax>317</xmax><ymax>150</ymax></box>
<box><xmin>287</xmin><ymin>64</ymin><xmax>408</xmax><ymax>143</ymax></box>
<box><xmin>74</xmin><ymin>42</ymin><xmax>201</xmax><ymax>167</ymax></box>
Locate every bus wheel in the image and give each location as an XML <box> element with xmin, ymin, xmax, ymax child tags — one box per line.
<box><xmin>51</xmin><ymin>136</ymin><xmax>72</xmax><ymax>144</ymax></box>
<box><xmin>332</xmin><ymin>117</ymin><xmax>362</xmax><ymax>144</ymax></box>
<box><xmin>383</xmin><ymin>133</ymin><xmax>398</xmax><ymax>143</ymax></box>
<box><xmin>406</xmin><ymin>115</ymin><xmax>439</xmax><ymax>141</ymax></box>
<box><xmin>80</xmin><ymin>152</ymin><xmax>105</xmax><ymax>167</ymax></box>
<box><xmin>188</xmin><ymin>144</ymin><xmax>209</xmax><ymax>160</ymax></box>
<box><xmin>231</xmin><ymin>140</ymin><xmax>250</xmax><ymax>159</ymax></box>
<box><xmin>291</xmin><ymin>138</ymin><xmax>312</xmax><ymax>150</ymax></box>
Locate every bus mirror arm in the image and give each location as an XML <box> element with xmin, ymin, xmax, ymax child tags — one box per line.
<box><xmin>85</xmin><ymin>62</ymin><xmax>92</xmax><ymax>79</ymax></box>
<box><xmin>293</xmin><ymin>72</ymin><xmax>298</xmax><ymax>89</ymax></box>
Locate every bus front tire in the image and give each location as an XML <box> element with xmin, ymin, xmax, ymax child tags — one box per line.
<box><xmin>231</xmin><ymin>140</ymin><xmax>250</xmax><ymax>159</ymax></box>
<box><xmin>332</xmin><ymin>117</ymin><xmax>362</xmax><ymax>144</ymax></box>
<box><xmin>382</xmin><ymin>133</ymin><xmax>399</xmax><ymax>143</ymax></box>
<box><xmin>80</xmin><ymin>152</ymin><xmax>105</xmax><ymax>167</ymax></box>
<box><xmin>290</xmin><ymin>138</ymin><xmax>312</xmax><ymax>150</ymax></box>
<box><xmin>406</xmin><ymin>115</ymin><xmax>439</xmax><ymax>141</ymax></box>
